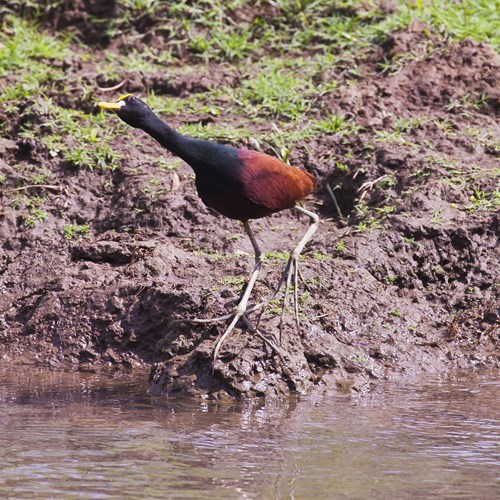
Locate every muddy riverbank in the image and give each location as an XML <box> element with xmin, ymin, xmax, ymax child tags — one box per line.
<box><xmin>0</xmin><ymin>3</ymin><xmax>498</xmax><ymax>398</ymax></box>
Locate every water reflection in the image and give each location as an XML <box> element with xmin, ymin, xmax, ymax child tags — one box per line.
<box><xmin>0</xmin><ymin>367</ymin><xmax>498</xmax><ymax>498</ymax></box>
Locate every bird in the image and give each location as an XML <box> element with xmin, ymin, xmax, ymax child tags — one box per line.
<box><xmin>98</xmin><ymin>94</ymin><xmax>319</xmax><ymax>362</ymax></box>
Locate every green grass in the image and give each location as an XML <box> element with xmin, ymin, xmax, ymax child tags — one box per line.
<box><xmin>228</xmin><ymin>58</ymin><xmax>318</xmax><ymax>121</ymax></box>
<box><xmin>0</xmin><ymin>16</ymin><xmax>70</xmax><ymax>74</ymax></box>
<box><xmin>16</xmin><ymin>99</ymin><xmax>123</xmax><ymax>170</ymax></box>
<box><xmin>11</xmin><ymin>193</ymin><xmax>50</xmax><ymax>229</ymax></box>
<box><xmin>3</xmin><ymin>1</ymin><xmax>497</xmax><ymax>69</ymax></box>
<box><xmin>161</xmin><ymin>0</ymin><xmax>500</xmax><ymax>60</ymax></box>
<box><xmin>411</xmin><ymin>0</ymin><xmax>500</xmax><ymax>49</ymax></box>
<box><xmin>218</xmin><ymin>276</ymin><xmax>247</xmax><ymax>287</ymax></box>
<box><xmin>2</xmin><ymin>1</ymin><xmax>497</xmax><ymax>151</ymax></box>
<box><xmin>0</xmin><ymin>17</ymin><xmax>124</xmax><ymax>170</ymax></box>
<box><xmin>1</xmin><ymin>1</ymin><xmax>498</xmax><ymax>235</ymax></box>
<box><xmin>0</xmin><ymin>17</ymin><xmax>70</xmax><ymax>105</ymax></box>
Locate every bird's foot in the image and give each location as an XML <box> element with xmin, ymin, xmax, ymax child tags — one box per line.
<box><xmin>166</xmin><ymin>311</ymin><xmax>247</xmax><ymax>368</ymax></box>
<box><xmin>170</xmin><ymin>313</ymin><xmax>235</xmax><ymax>327</ymax></box>
<box><xmin>210</xmin><ymin>305</ymin><xmax>247</xmax><ymax>362</ymax></box>
<box><xmin>169</xmin><ymin>304</ymin><xmax>285</xmax><ymax>367</ymax></box>
<box><xmin>174</xmin><ymin>253</ymin><xmax>308</xmax><ymax>358</ymax></box>
<box><xmin>212</xmin><ymin>311</ymin><xmax>286</xmax><ymax>365</ymax></box>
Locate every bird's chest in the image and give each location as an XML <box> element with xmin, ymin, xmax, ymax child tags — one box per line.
<box><xmin>195</xmin><ymin>169</ymin><xmax>239</xmax><ymax>199</ymax></box>
<box><xmin>194</xmin><ymin>171</ymin><xmax>270</xmax><ymax>220</ymax></box>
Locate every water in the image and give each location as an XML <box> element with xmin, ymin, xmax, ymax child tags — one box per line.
<box><xmin>0</xmin><ymin>367</ymin><xmax>498</xmax><ymax>499</ymax></box>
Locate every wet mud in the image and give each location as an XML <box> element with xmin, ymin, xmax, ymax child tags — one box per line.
<box><xmin>0</xmin><ymin>13</ymin><xmax>498</xmax><ymax>398</ymax></box>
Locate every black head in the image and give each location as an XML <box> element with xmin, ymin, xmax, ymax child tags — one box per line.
<box><xmin>98</xmin><ymin>94</ymin><xmax>153</xmax><ymax>129</ymax></box>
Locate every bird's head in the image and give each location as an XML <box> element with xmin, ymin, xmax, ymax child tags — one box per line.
<box><xmin>98</xmin><ymin>94</ymin><xmax>152</xmax><ymax>129</ymax></box>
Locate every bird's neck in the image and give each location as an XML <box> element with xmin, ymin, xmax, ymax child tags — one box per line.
<box><xmin>142</xmin><ymin>115</ymin><xmax>192</xmax><ymax>161</ymax></box>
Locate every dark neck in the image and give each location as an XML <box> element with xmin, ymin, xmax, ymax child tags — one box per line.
<box><xmin>142</xmin><ymin>114</ymin><xmax>191</xmax><ymax>161</ymax></box>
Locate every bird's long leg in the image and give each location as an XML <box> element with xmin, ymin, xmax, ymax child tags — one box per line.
<box><xmin>170</xmin><ymin>206</ymin><xmax>317</xmax><ymax>357</ymax></box>
<box><xmin>169</xmin><ymin>222</ymin><xmax>262</xmax><ymax>329</ymax></box>
<box><xmin>255</xmin><ymin>204</ymin><xmax>319</xmax><ymax>341</ymax></box>
<box><xmin>212</xmin><ymin>221</ymin><xmax>263</xmax><ymax>362</ymax></box>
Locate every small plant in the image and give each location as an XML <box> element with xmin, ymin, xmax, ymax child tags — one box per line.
<box><xmin>377</xmin><ymin>175</ymin><xmax>397</xmax><ymax>190</ymax></box>
<box><xmin>430</xmin><ymin>210</ymin><xmax>442</xmax><ymax>225</ymax></box>
<box><xmin>266</xmin><ymin>297</ymin><xmax>283</xmax><ymax>316</ymax></box>
<box><xmin>401</xmin><ymin>235</ymin><xmax>421</xmax><ymax>249</ymax></box>
<box><xmin>307</xmin><ymin>277</ymin><xmax>323</xmax><ymax>287</ymax></box>
<box><xmin>64</xmin><ymin>224</ymin><xmax>91</xmax><ymax>240</ymax></box>
<box><xmin>298</xmin><ymin>290</ymin><xmax>310</xmax><ymax>306</ymax></box>
<box><xmin>313</xmin><ymin>115</ymin><xmax>352</xmax><ymax>134</ymax></box>
<box><xmin>335</xmin><ymin>161</ymin><xmax>349</xmax><ymax>173</ymax></box>
<box><xmin>386</xmin><ymin>274</ymin><xmax>398</xmax><ymax>285</ymax></box>
<box><xmin>25</xmin><ymin>209</ymin><xmax>47</xmax><ymax>228</ymax></box>
<box><xmin>431</xmin><ymin>264</ymin><xmax>445</xmax><ymax>275</ymax></box>
<box><xmin>445</xmin><ymin>92</ymin><xmax>489</xmax><ymax>114</ymax></box>
<box><xmin>311</xmin><ymin>252</ymin><xmax>332</xmax><ymax>261</ymax></box>
<box><xmin>93</xmin><ymin>144</ymin><xmax>121</xmax><ymax>170</ymax></box>
<box><xmin>212</xmin><ymin>29</ymin><xmax>255</xmax><ymax>61</ymax></box>
<box><xmin>64</xmin><ymin>148</ymin><xmax>93</xmax><ymax>169</ymax></box>
<box><xmin>218</xmin><ymin>276</ymin><xmax>247</xmax><ymax>287</ymax></box>
<box><xmin>392</xmin><ymin>117</ymin><xmax>428</xmax><ymax>133</ymax></box>
<box><xmin>264</xmin><ymin>251</ymin><xmax>290</xmax><ymax>262</ymax></box>
<box><xmin>355</xmin><ymin>353</ymin><xmax>366</xmax><ymax>364</ymax></box>
<box><xmin>32</xmin><ymin>172</ymin><xmax>50</xmax><ymax>185</ymax></box>
<box><xmin>375</xmin><ymin>205</ymin><xmax>395</xmax><ymax>215</ymax></box>
<box><xmin>158</xmin><ymin>158</ymin><xmax>181</xmax><ymax>171</ymax></box>
<box><xmin>466</xmin><ymin>189</ymin><xmax>500</xmax><ymax>212</ymax></box>
<box><xmin>267</xmin><ymin>123</ymin><xmax>295</xmax><ymax>164</ymax></box>
<box><xmin>354</xmin><ymin>218</ymin><xmax>381</xmax><ymax>233</ymax></box>
<box><xmin>140</xmin><ymin>186</ymin><xmax>167</xmax><ymax>202</ymax></box>
<box><xmin>41</xmin><ymin>135</ymin><xmax>68</xmax><ymax>157</ymax></box>
<box><xmin>434</xmin><ymin>119</ymin><xmax>456</xmax><ymax>135</ymax></box>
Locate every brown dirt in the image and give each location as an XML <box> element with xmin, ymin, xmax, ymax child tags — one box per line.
<box><xmin>0</xmin><ymin>20</ymin><xmax>498</xmax><ymax>398</ymax></box>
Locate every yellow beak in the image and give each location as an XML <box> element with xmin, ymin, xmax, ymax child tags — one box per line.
<box><xmin>98</xmin><ymin>101</ymin><xmax>124</xmax><ymax>111</ymax></box>
<box><xmin>98</xmin><ymin>94</ymin><xmax>133</xmax><ymax>111</ymax></box>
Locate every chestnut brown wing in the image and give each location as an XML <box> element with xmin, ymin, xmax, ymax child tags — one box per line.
<box><xmin>238</xmin><ymin>150</ymin><xmax>315</xmax><ymax>212</ymax></box>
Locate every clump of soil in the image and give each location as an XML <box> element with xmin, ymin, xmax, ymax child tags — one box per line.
<box><xmin>0</xmin><ymin>21</ymin><xmax>498</xmax><ymax>398</ymax></box>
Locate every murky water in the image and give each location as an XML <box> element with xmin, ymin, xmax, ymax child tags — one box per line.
<box><xmin>0</xmin><ymin>367</ymin><xmax>498</xmax><ymax>499</ymax></box>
